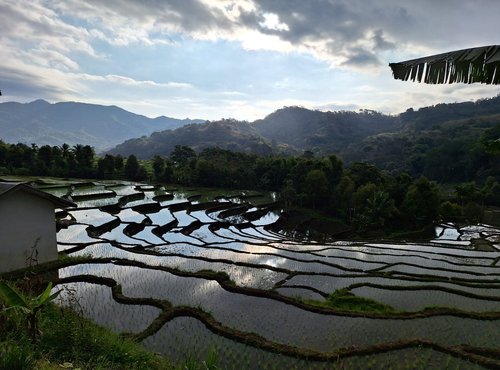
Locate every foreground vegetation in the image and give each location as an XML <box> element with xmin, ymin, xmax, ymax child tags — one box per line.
<box><xmin>0</xmin><ymin>302</ymin><xmax>172</xmax><ymax>370</ymax></box>
<box><xmin>0</xmin><ymin>277</ymin><xmax>220</xmax><ymax>370</ymax></box>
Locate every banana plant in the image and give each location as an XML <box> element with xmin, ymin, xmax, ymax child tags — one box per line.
<box><xmin>0</xmin><ymin>281</ymin><xmax>61</xmax><ymax>343</ymax></box>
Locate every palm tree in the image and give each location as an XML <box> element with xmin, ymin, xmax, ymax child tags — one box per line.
<box><xmin>365</xmin><ymin>191</ymin><xmax>396</xmax><ymax>227</ymax></box>
<box><xmin>389</xmin><ymin>45</ymin><xmax>500</xmax><ymax>85</ymax></box>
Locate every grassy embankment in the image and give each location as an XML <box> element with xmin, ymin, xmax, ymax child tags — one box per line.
<box><xmin>0</xmin><ymin>258</ymin><xmax>217</xmax><ymax>370</ymax></box>
<box><xmin>0</xmin><ymin>302</ymin><xmax>173</xmax><ymax>370</ymax></box>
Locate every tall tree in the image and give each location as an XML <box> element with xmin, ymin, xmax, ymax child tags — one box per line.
<box><xmin>152</xmin><ymin>155</ymin><xmax>165</xmax><ymax>181</ymax></box>
<box><xmin>170</xmin><ymin>145</ymin><xmax>196</xmax><ymax>166</ymax></box>
<box><xmin>72</xmin><ymin>144</ymin><xmax>95</xmax><ymax>176</ymax></box>
<box><xmin>402</xmin><ymin>176</ymin><xmax>440</xmax><ymax>226</ymax></box>
<box><xmin>124</xmin><ymin>154</ymin><xmax>139</xmax><ymax>180</ymax></box>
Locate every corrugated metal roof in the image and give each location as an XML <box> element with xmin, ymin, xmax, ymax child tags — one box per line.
<box><xmin>0</xmin><ymin>182</ymin><xmax>76</xmax><ymax>208</ymax></box>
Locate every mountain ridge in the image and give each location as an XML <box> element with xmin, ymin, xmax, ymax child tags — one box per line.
<box><xmin>2</xmin><ymin>96</ymin><xmax>500</xmax><ymax>167</ymax></box>
<box><xmin>107</xmin><ymin>105</ymin><xmax>404</xmax><ymax>159</ymax></box>
<box><xmin>0</xmin><ymin>99</ymin><xmax>203</xmax><ymax>151</ymax></box>
<box><xmin>106</xmin><ymin>95</ymin><xmax>500</xmax><ymax>165</ymax></box>
<box><xmin>107</xmin><ymin>118</ymin><xmax>275</xmax><ymax>158</ymax></box>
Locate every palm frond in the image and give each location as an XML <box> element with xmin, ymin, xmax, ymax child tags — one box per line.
<box><xmin>389</xmin><ymin>45</ymin><xmax>500</xmax><ymax>84</ymax></box>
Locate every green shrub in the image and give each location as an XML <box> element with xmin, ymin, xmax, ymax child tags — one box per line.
<box><xmin>463</xmin><ymin>202</ymin><xmax>483</xmax><ymax>222</ymax></box>
<box><xmin>0</xmin><ymin>301</ymin><xmax>173</xmax><ymax>370</ymax></box>
<box><xmin>439</xmin><ymin>201</ymin><xmax>462</xmax><ymax>220</ymax></box>
<box><xmin>0</xmin><ymin>282</ymin><xmax>61</xmax><ymax>343</ymax></box>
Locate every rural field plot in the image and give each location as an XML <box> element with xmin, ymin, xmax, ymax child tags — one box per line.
<box><xmin>44</xmin><ymin>181</ymin><xmax>500</xmax><ymax>369</ymax></box>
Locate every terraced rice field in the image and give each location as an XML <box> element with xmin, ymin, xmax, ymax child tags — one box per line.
<box><xmin>41</xmin><ymin>181</ymin><xmax>500</xmax><ymax>369</ymax></box>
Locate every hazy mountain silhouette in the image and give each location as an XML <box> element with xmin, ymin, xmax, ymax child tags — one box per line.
<box><xmin>107</xmin><ymin>119</ymin><xmax>274</xmax><ymax>158</ymax></box>
<box><xmin>0</xmin><ymin>99</ymin><xmax>202</xmax><ymax>151</ymax></box>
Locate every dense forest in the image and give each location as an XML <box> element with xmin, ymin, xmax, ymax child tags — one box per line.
<box><xmin>343</xmin><ymin>107</ymin><xmax>500</xmax><ymax>182</ymax></box>
<box><xmin>1</xmin><ymin>140</ymin><xmax>498</xmax><ymax>236</ymax></box>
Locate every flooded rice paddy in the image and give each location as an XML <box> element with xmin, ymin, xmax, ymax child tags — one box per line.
<box><xmin>40</xmin><ymin>181</ymin><xmax>500</xmax><ymax>369</ymax></box>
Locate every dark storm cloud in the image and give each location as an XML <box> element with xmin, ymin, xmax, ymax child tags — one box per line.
<box><xmin>341</xmin><ymin>49</ymin><xmax>382</xmax><ymax>68</ymax></box>
<box><xmin>235</xmin><ymin>0</ymin><xmax>408</xmax><ymax>67</ymax></box>
<box><xmin>244</xmin><ymin>0</ymin><xmax>366</xmax><ymax>43</ymax></box>
<box><xmin>132</xmin><ymin>0</ymin><xmax>233</xmax><ymax>33</ymax></box>
<box><xmin>237</xmin><ymin>0</ymin><xmax>500</xmax><ymax>67</ymax></box>
<box><xmin>372</xmin><ymin>30</ymin><xmax>396</xmax><ymax>51</ymax></box>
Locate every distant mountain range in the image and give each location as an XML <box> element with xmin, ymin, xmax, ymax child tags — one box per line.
<box><xmin>0</xmin><ymin>99</ymin><xmax>202</xmax><ymax>151</ymax></box>
<box><xmin>2</xmin><ymin>97</ymin><xmax>500</xmax><ymax>170</ymax></box>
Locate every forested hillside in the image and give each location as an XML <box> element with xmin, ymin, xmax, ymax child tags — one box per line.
<box><xmin>107</xmin><ymin>96</ymin><xmax>500</xmax><ymax>185</ymax></box>
<box><xmin>2</xmin><ymin>96</ymin><xmax>499</xmax><ymax>185</ymax></box>
<box><xmin>342</xmin><ymin>99</ymin><xmax>500</xmax><ymax>182</ymax></box>
<box><xmin>253</xmin><ymin>106</ymin><xmax>400</xmax><ymax>153</ymax></box>
<box><xmin>107</xmin><ymin>119</ymin><xmax>275</xmax><ymax>158</ymax></box>
<box><xmin>107</xmin><ymin>106</ymin><xmax>402</xmax><ymax>158</ymax></box>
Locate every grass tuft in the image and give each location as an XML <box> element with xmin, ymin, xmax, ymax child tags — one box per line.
<box><xmin>305</xmin><ymin>289</ymin><xmax>396</xmax><ymax>314</ymax></box>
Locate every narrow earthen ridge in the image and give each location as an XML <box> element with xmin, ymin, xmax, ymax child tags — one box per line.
<box><xmin>152</xmin><ymin>308</ymin><xmax>500</xmax><ymax>369</ymax></box>
<box><xmin>53</xmin><ymin>275</ymin><xmax>500</xmax><ymax>369</ymax></box>
<box><xmin>347</xmin><ymin>282</ymin><xmax>500</xmax><ymax>302</ymax></box>
<box><xmin>54</xmin><ymin>259</ymin><xmax>500</xmax><ymax>320</ymax></box>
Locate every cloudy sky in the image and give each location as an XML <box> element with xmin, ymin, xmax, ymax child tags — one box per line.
<box><xmin>1</xmin><ymin>0</ymin><xmax>500</xmax><ymax>121</ymax></box>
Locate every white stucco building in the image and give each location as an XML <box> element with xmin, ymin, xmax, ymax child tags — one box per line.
<box><xmin>0</xmin><ymin>182</ymin><xmax>75</xmax><ymax>273</ymax></box>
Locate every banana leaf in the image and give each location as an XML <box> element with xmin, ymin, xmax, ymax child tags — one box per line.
<box><xmin>33</xmin><ymin>282</ymin><xmax>60</xmax><ymax>307</ymax></box>
<box><xmin>0</xmin><ymin>281</ymin><xmax>28</xmax><ymax>309</ymax></box>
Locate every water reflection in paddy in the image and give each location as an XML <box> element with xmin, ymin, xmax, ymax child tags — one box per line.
<box><xmin>352</xmin><ymin>286</ymin><xmax>500</xmax><ymax>312</ymax></box>
<box><xmin>54</xmin><ymin>183</ymin><xmax>500</xmax><ymax>368</ymax></box>
<box><xmin>55</xmin><ymin>282</ymin><xmax>160</xmax><ymax>333</ymax></box>
<box><xmin>142</xmin><ymin>317</ymin><xmax>486</xmax><ymax>370</ymax></box>
<box><xmin>56</xmin><ymin>264</ymin><xmax>500</xmax><ymax>351</ymax></box>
